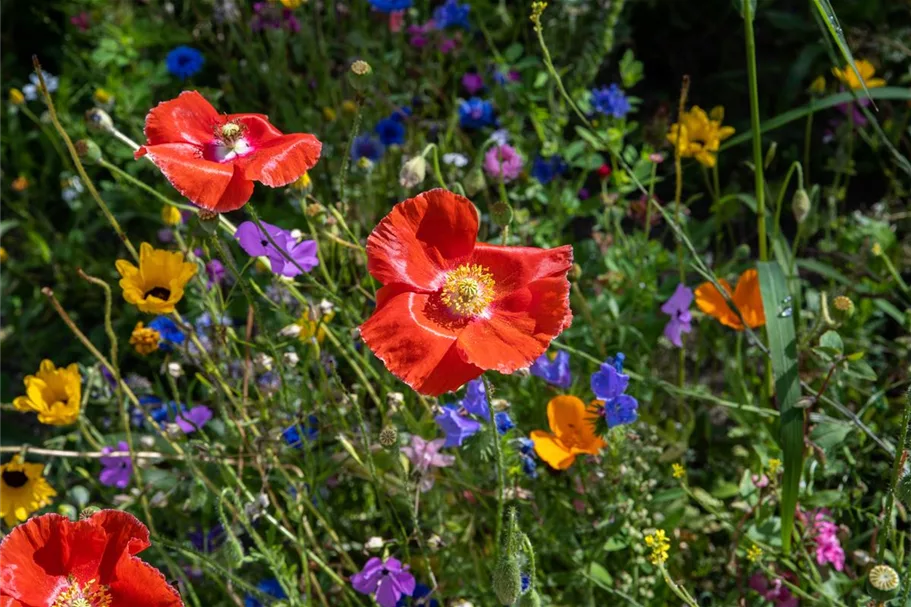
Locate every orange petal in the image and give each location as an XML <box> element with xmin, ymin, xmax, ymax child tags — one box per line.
<box><xmin>694</xmin><ymin>278</ymin><xmax>742</xmax><ymax>330</ymax></box>
<box><xmin>530</xmin><ymin>430</ymin><xmax>576</xmax><ymax>470</ymax></box>
<box><xmin>545</xmin><ymin>395</ymin><xmax>588</xmax><ymax>441</ymax></box>
<box><xmin>732</xmin><ymin>268</ymin><xmax>766</xmax><ymax>328</ymax></box>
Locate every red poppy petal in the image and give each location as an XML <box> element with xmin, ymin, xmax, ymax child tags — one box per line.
<box><xmin>143</xmin><ymin>91</ymin><xmax>219</xmax><ymax>147</ymax></box>
<box><xmin>360</xmin><ymin>290</ymin><xmax>482</xmax><ymax>395</ymax></box>
<box><xmin>138</xmin><ymin>144</ymin><xmax>252</xmax><ymax>212</ymax></box>
<box><xmin>367</xmin><ymin>189</ymin><xmax>479</xmax><ymax>290</ymax></box>
<box><xmin>471</xmin><ymin>243</ymin><xmax>573</xmax><ymax>294</ymax></box>
<box><xmin>240</xmin><ymin>133</ymin><xmax>322</xmax><ymax>187</ymax></box>
<box><xmin>230</xmin><ymin>113</ymin><xmax>284</xmax><ymax>143</ymax></box>
<box><xmin>1</xmin><ymin>596</ymin><xmax>24</xmax><ymax>607</ymax></box>
<box><xmin>109</xmin><ymin>555</ymin><xmax>183</xmax><ymax>607</ymax></box>
<box><xmin>458</xmin><ymin>277</ymin><xmax>572</xmax><ymax>373</ymax></box>
<box><xmin>91</xmin><ymin>510</ymin><xmax>151</xmax><ymax>581</ymax></box>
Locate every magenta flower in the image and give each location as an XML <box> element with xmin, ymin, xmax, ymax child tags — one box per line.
<box><xmin>802</xmin><ymin>509</ymin><xmax>845</xmax><ymax>571</ymax></box>
<box><xmin>206</xmin><ymin>259</ymin><xmax>225</xmax><ymax>287</ymax></box>
<box><xmin>749</xmin><ymin>572</ymin><xmax>798</xmax><ymax>607</ymax></box>
<box><xmin>388</xmin><ymin>10</ymin><xmax>405</xmax><ymax>32</ymax></box>
<box><xmin>407</xmin><ymin>20</ymin><xmax>435</xmax><ymax>47</ymax></box>
<box><xmin>176</xmin><ymin>405</ymin><xmax>213</xmax><ymax>434</ymax></box>
<box><xmin>660</xmin><ymin>283</ymin><xmax>693</xmax><ymax>347</ymax></box>
<box><xmin>235</xmin><ymin>220</ymin><xmax>319</xmax><ymax>278</ymax></box>
<box><xmin>99</xmin><ymin>441</ymin><xmax>132</xmax><ymax>489</ymax></box>
<box><xmin>483</xmin><ymin>144</ymin><xmax>523</xmax><ymax>182</ymax></box>
<box><xmin>401</xmin><ymin>436</ymin><xmax>455</xmax><ymax>492</ymax></box>
<box><xmin>351</xmin><ymin>557</ymin><xmax>416</xmax><ymax>607</ymax></box>
<box><xmin>462</xmin><ymin>72</ymin><xmax>484</xmax><ymax>95</ymax></box>
<box><xmin>70</xmin><ymin>12</ymin><xmax>91</xmax><ymax>32</ymax></box>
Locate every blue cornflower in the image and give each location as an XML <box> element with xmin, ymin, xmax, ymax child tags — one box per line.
<box><xmin>396</xmin><ymin>582</ymin><xmax>439</xmax><ymax>607</ymax></box>
<box><xmin>150</xmin><ymin>400</ymin><xmax>187</xmax><ymax>426</ymax></box>
<box><xmin>148</xmin><ymin>316</ymin><xmax>184</xmax><ymax>351</ymax></box>
<box><xmin>375</xmin><ymin>116</ymin><xmax>406</xmax><ymax>146</ymax></box>
<box><xmin>434</xmin><ymin>0</ymin><xmax>470</xmax><ymax>29</ymax></box>
<box><xmin>495</xmin><ymin>411</ymin><xmax>514</xmax><ymax>435</ymax></box>
<box><xmin>517</xmin><ymin>437</ymin><xmax>538</xmax><ymax>479</ymax></box>
<box><xmin>591</xmin><ymin>353</ymin><xmax>638</xmax><ymax>428</ymax></box>
<box><xmin>166</xmin><ymin>46</ymin><xmax>205</xmax><ymax>80</ymax></box>
<box><xmin>529</xmin><ymin>351</ymin><xmax>572</xmax><ymax>389</ymax></box>
<box><xmin>188</xmin><ymin>524</ymin><xmax>225</xmax><ymax>553</ymax></box>
<box><xmin>351</xmin><ymin>135</ymin><xmax>385</xmax><ymax>163</ymax></box>
<box><xmin>368</xmin><ymin>0</ymin><xmax>413</xmax><ymax>12</ymax></box>
<box><xmin>531</xmin><ymin>155</ymin><xmax>568</xmax><ymax>185</ymax></box>
<box><xmin>458</xmin><ymin>98</ymin><xmax>496</xmax><ymax>129</ymax></box>
<box><xmin>245</xmin><ymin>578</ymin><xmax>287</xmax><ymax>607</ymax></box>
<box><xmin>521</xmin><ymin>574</ymin><xmax>531</xmax><ymax>593</ymax></box>
<box><xmin>461</xmin><ymin>378</ymin><xmax>489</xmax><ymax>419</ymax></box>
<box><xmin>283</xmin><ymin>414</ymin><xmax>319</xmax><ymax>448</ymax></box>
<box><xmin>434</xmin><ymin>404</ymin><xmax>481</xmax><ymax>447</ymax></box>
<box><xmin>591</xmin><ymin>84</ymin><xmax>631</xmax><ymax>119</ymax></box>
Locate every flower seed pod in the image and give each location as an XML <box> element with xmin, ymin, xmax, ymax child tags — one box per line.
<box><xmin>492</xmin><ymin>556</ymin><xmax>522</xmax><ymax>605</ymax></box>
<box><xmin>85</xmin><ymin>108</ymin><xmax>114</xmax><ymax>132</ymax></box>
<box><xmin>866</xmin><ymin>564</ymin><xmax>900</xmax><ymax>602</ymax></box>
<box><xmin>75</xmin><ymin>139</ymin><xmax>102</xmax><ymax>164</ymax></box>
<box><xmin>792</xmin><ymin>188</ymin><xmax>811</xmax><ymax>223</ymax></box>
<box><xmin>831</xmin><ymin>295</ymin><xmax>855</xmax><ymax>323</ymax></box>
<box><xmin>490</xmin><ymin>201</ymin><xmax>514</xmax><ymax>228</ymax></box>
<box><xmin>378</xmin><ymin>426</ymin><xmax>398</xmax><ymax>448</ymax></box>
<box><xmin>348</xmin><ymin>60</ymin><xmax>373</xmax><ymax>94</ymax></box>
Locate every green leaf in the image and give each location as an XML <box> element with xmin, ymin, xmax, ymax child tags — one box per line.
<box><xmin>819</xmin><ymin>330</ymin><xmax>843</xmax><ymax>354</ymax></box>
<box><xmin>810</xmin><ymin>421</ymin><xmax>853</xmax><ymax>452</ymax></box>
<box><xmin>587</xmin><ymin>562</ymin><xmax>613</xmax><ymax>585</ymax></box>
<box><xmin>757</xmin><ymin>261</ymin><xmax>802</xmax><ymax>554</ymax></box>
<box><xmin>846</xmin><ymin>359</ymin><xmax>877</xmax><ymax>381</ymax></box>
<box><xmin>809</xmin><ymin>0</ymin><xmax>871</xmax><ymax>101</ymax></box>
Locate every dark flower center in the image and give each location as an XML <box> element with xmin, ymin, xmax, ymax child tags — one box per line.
<box><xmin>2</xmin><ymin>469</ymin><xmax>29</xmax><ymax>488</ymax></box>
<box><xmin>381</xmin><ymin>568</ymin><xmax>389</xmax><ymax>576</ymax></box>
<box><xmin>261</xmin><ymin>240</ymin><xmax>269</xmax><ymax>247</ymax></box>
<box><xmin>145</xmin><ymin>286</ymin><xmax>171</xmax><ymax>301</ymax></box>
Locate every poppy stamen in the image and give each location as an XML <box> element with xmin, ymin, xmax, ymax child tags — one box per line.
<box><xmin>52</xmin><ymin>577</ymin><xmax>112</xmax><ymax>607</ymax></box>
<box><xmin>440</xmin><ymin>264</ymin><xmax>495</xmax><ymax>317</ymax></box>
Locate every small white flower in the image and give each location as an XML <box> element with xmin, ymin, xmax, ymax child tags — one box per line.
<box><xmin>290</xmin><ymin>228</ymin><xmax>304</xmax><ymax>241</ymax></box>
<box><xmin>22</xmin><ymin>71</ymin><xmax>58</xmax><ymax>101</ymax></box>
<box><xmin>364</xmin><ymin>536</ymin><xmax>385</xmax><ymax>551</ymax></box>
<box><xmin>283</xmin><ymin>351</ymin><xmax>300</xmax><ymax>366</ymax></box>
<box><xmin>443</xmin><ymin>152</ymin><xmax>469</xmax><ymax>167</ymax></box>
<box><xmin>166</xmin><ymin>362</ymin><xmax>184</xmax><ymax>378</ymax></box>
<box><xmin>319</xmin><ymin>299</ymin><xmax>335</xmax><ymax>316</ymax></box>
<box><xmin>279</xmin><ymin>323</ymin><xmax>302</xmax><ymax>338</ymax></box>
<box><xmin>253</xmin><ymin>352</ymin><xmax>274</xmax><ymax>372</ymax></box>
<box><xmin>489</xmin><ymin>129</ymin><xmax>510</xmax><ymax>146</ymax></box>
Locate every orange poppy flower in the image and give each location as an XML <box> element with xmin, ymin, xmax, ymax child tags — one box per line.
<box><xmin>530</xmin><ymin>395</ymin><xmax>606</xmax><ymax>470</ymax></box>
<box><xmin>359</xmin><ymin>189</ymin><xmax>573</xmax><ymax>395</ymax></box>
<box><xmin>694</xmin><ymin>268</ymin><xmax>765</xmax><ymax>330</ymax></box>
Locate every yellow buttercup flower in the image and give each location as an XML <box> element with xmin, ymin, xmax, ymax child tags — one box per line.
<box><xmin>130</xmin><ymin>322</ymin><xmax>161</xmax><ymax>355</ymax></box>
<box><xmin>0</xmin><ymin>455</ymin><xmax>56</xmax><ymax>526</ymax></box>
<box><xmin>746</xmin><ymin>544</ymin><xmax>763</xmax><ymax>563</ymax></box>
<box><xmin>13</xmin><ymin>360</ymin><xmax>82</xmax><ymax>426</ymax></box>
<box><xmin>115</xmin><ymin>242</ymin><xmax>197</xmax><ymax>314</ymax></box>
<box><xmin>298</xmin><ymin>309</ymin><xmax>334</xmax><ymax>343</ymax></box>
<box><xmin>160</xmin><ymin>205</ymin><xmax>182</xmax><ymax>226</ymax></box>
<box><xmin>291</xmin><ymin>172</ymin><xmax>312</xmax><ymax>192</ymax></box>
<box><xmin>11</xmin><ymin>175</ymin><xmax>29</xmax><ymax>192</ymax></box>
<box><xmin>93</xmin><ymin>88</ymin><xmax>113</xmax><ymax>105</ymax></box>
<box><xmin>666</xmin><ymin>105</ymin><xmax>735</xmax><ymax>168</ymax></box>
<box><xmin>832</xmin><ymin>59</ymin><xmax>886</xmax><ymax>90</ymax></box>
<box><xmin>9</xmin><ymin>88</ymin><xmax>25</xmax><ymax>105</ymax></box>
<box><xmin>644</xmin><ymin>529</ymin><xmax>670</xmax><ymax>565</ymax></box>
<box><xmin>672</xmin><ymin>463</ymin><xmax>686</xmax><ymax>479</ymax></box>
<box><xmin>767</xmin><ymin>458</ymin><xmax>782</xmax><ymax>475</ymax></box>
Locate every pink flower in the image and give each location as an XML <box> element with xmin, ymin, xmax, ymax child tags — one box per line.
<box><xmin>483</xmin><ymin>144</ymin><xmax>523</xmax><ymax>183</ymax></box>
<box><xmin>401</xmin><ymin>435</ymin><xmax>454</xmax><ymax>492</ymax></box>
<box><xmin>749</xmin><ymin>572</ymin><xmax>799</xmax><ymax>607</ymax></box>
<box><xmin>71</xmin><ymin>12</ymin><xmax>91</xmax><ymax>32</ymax></box>
<box><xmin>407</xmin><ymin>20</ymin><xmax>435</xmax><ymax>47</ymax></box>
<box><xmin>801</xmin><ymin>508</ymin><xmax>845</xmax><ymax>571</ymax></box>
<box><xmin>462</xmin><ymin>72</ymin><xmax>484</xmax><ymax>95</ymax></box>
<box><xmin>439</xmin><ymin>35</ymin><xmax>459</xmax><ymax>54</ymax></box>
<box><xmin>388</xmin><ymin>10</ymin><xmax>404</xmax><ymax>32</ymax></box>
<box><xmin>751</xmin><ymin>473</ymin><xmax>769</xmax><ymax>489</ymax></box>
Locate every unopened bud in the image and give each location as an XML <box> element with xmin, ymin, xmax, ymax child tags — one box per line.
<box><xmin>792</xmin><ymin>188</ymin><xmax>810</xmax><ymax>223</ymax></box>
<box><xmin>492</xmin><ymin>556</ymin><xmax>522</xmax><ymax>605</ymax></box>
<box><xmin>399</xmin><ymin>155</ymin><xmax>428</xmax><ymax>189</ymax></box>
<box><xmin>569</xmin><ymin>263</ymin><xmax>583</xmax><ymax>282</ymax></box>
<box><xmin>386</xmin><ymin>391</ymin><xmax>404</xmax><ymax>411</ymax></box>
<box><xmin>518</xmin><ymin>589</ymin><xmax>541</xmax><ymax>607</ymax></box>
<box><xmin>464</xmin><ymin>166</ymin><xmax>487</xmax><ymax>196</ymax></box>
<box><xmin>166</xmin><ymin>361</ymin><xmax>184</xmax><ymax>378</ymax></box>
<box><xmin>831</xmin><ymin>295</ymin><xmax>855</xmax><ymax>323</ymax></box>
<box><xmin>75</xmin><ymin>139</ymin><xmax>102</xmax><ymax>164</ymax></box>
<box><xmin>85</xmin><ymin>108</ymin><xmax>113</xmax><ymax>132</ymax></box>
<box><xmin>490</xmin><ymin>201</ymin><xmax>513</xmax><ymax>228</ymax></box>
<box><xmin>254</xmin><ymin>353</ymin><xmax>274</xmax><ymax>372</ymax></box>
<box><xmin>364</xmin><ymin>536</ymin><xmax>385</xmax><ymax>551</ymax></box>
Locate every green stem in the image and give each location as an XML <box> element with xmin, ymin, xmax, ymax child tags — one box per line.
<box><xmin>742</xmin><ymin>1</ymin><xmax>767</xmax><ymax>262</ymax></box>
<box><xmin>803</xmin><ymin>109</ymin><xmax>814</xmax><ymax>185</ymax></box>
<box><xmin>483</xmin><ymin>374</ymin><xmax>506</xmax><ymax>559</ymax></box>
<box><xmin>657</xmin><ymin>563</ymin><xmax>699</xmax><ymax>607</ymax></box>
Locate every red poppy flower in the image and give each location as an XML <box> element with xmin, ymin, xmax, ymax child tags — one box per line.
<box><xmin>360</xmin><ymin>189</ymin><xmax>573</xmax><ymax>395</ymax></box>
<box><xmin>136</xmin><ymin>91</ymin><xmax>321</xmax><ymax>213</ymax></box>
<box><xmin>0</xmin><ymin>510</ymin><xmax>183</xmax><ymax>607</ymax></box>
<box><xmin>597</xmin><ymin>164</ymin><xmax>612</xmax><ymax>179</ymax></box>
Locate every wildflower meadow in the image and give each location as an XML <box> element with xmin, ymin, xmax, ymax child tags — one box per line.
<box><xmin>3</xmin><ymin>1</ymin><xmax>911</xmax><ymax>605</ymax></box>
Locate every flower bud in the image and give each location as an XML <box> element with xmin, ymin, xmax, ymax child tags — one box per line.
<box><xmin>85</xmin><ymin>108</ymin><xmax>114</xmax><ymax>132</ymax></box>
<box><xmin>490</xmin><ymin>201</ymin><xmax>513</xmax><ymax>228</ymax></box>
<box><xmin>831</xmin><ymin>295</ymin><xmax>854</xmax><ymax>323</ymax></box>
<box><xmin>254</xmin><ymin>353</ymin><xmax>274</xmax><ymax>372</ymax></box>
<box><xmin>464</xmin><ymin>166</ymin><xmax>487</xmax><ymax>196</ymax></box>
<box><xmin>866</xmin><ymin>564</ymin><xmax>900</xmax><ymax>602</ymax></box>
<box><xmin>518</xmin><ymin>589</ymin><xmax>541</xmax><ymax>607</ymax></box>
<box><xmin>492</xmin><ymin>556</ymin><xmax>522</xmax><ymax>605</ymax></box>
<box><xmin>197</xmin><ymin>210</ymin><xmax>220</xmax><ymax>234</ymax></box>
<box><xmin>165</xmin><ymin>361</ymin><xmax>184</xmax><ymax>378</ymax></box>
<box><xmin>792</xmin><ymin>188</ymin><xmax>810</xmax><ymax>224</ymax></box>
<box><xmin>399</xmin><ymin>155</ymin><xmax>428</xmax><ymax>189</ymax></box>
<box><xmin>75</xmin><ymin>139</ymin><xmax>102</xmax><ymax>164</ymax></box>
<box><xmin>161</xmin><ymin>205</ymin><xmax>182</xmax><ymax>226</ymax></box>
<box><xmin>283</xmin><ymin>351</ymin><xmax>300</xmax><ymax>366</ymax></box>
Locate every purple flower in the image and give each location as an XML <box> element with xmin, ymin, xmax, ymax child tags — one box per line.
<box><xmin>591</xmin><ymin>84</ymin><xmax>631</xmax><ymax>119</ymax></box>
<box><xmin>591</xmin><ymin>353</ymin><xmax>638</xmax><ymax>428</ymax></box>
<box><xmin>660</xmin><ymin>283</ymin><xmax>693</xmax><ymax>348</ymax></box>
<box><xmin>483</xmin><ymin>144</ymin><xmax>523</xmax><ymax>182</ymax></box>
<box><xmin>401</xmin><ymin>436</ymin><xmax>455</xmax><ymax>491</ymax></box>
<box><xmin>529</xmin><ymin>351</ymin><xmax>571</xmax><ymax>388</ymax></box>
<box><xmin>351</xmin><ymin>557</ymin><xmax>416</xmax><ymax>607</ymax></box>
<box><xmin>461</xmin><ymin>72</ymin><xmax>484</xmax><ymax>95</ymax></box>
<box><xmin>407</xmin><ymin>21</ymin><xmax>435</xmax><ymax>48</ymax></box>
<box><xmin>188</xmin><ymin>524</ymin><xmax>225</xmax><ymax>553</ymax></box>
<box><xmin>206</xmin><ymin>259</ymin><xmax>225</xmax><ymax>287</ymax></box>
<box><xmin>176</xmin><ymin>405</ymin><xmax>213</xmax><ymax>433</ymax></box>
<box><xmin>460</xmin><ymin>378</ymin><xmax>489</xmax><ymax>419</ymax></box>
<box><xmin>434</xmin><ymin>405</ymin><xmax>481</xmax><ymax>447</ymax></box>
<box><xmin>235</xmin><ymin>220</ymin><xmax>319</xmax><ymax>278</ymax></box>
<box><xmin>99</xmin><ymin>441</ymin><xmax>132</xmax><ymax>488</ymax></box>
<box><xmin>495</xmin><ymin>411</ymin><xmax>514</xmax><ymax>435</ymax></box>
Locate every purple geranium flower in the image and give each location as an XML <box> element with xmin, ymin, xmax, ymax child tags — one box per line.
<box><xmin>529</xmin><ymin>350</ymin><xmax>572</xmax><ymax>388</ymax></box>
<box><xmin>351</xmin><ymin>557</ymin><xmax>416</xmax><ymax>607</ymax></box>
<box><xmin>176</xmin><ymin>405</ymin><xmax>213</xmax><ymax>433</ymax></box>
<box><xmin>99</xmin><ymin>441</ymin><xmax>132</xmax><ymax>488</ymax></box>
<box><xmin>235</xmin><ymin>220</ymin><xmax>319</xmax><ymax>278</ymax></box>
<box><xmin>401</xmin><ymin>435</ymin><xmax>455</xmax><ymax>492</ymax></box>
<box><xmin>591</xmin><ymin>353</ymin><xmax>638</xmax><ymax>428</ymax></box>
<box><xmin>660</xmin><ymin>283</ymin><xmax>694</xmax><ymax>348</ymax></box>
<box><xmin>434</xmin><ymin>405</ymin><xmax>481</xmax><ymax>447</ymax></box>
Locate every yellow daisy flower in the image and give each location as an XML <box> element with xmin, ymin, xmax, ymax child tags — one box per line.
<box><xmin>115</xmin><ymin>242</ymin><xmax>197</xmax><ymax>314</ymax></box>
<box><xmin>130</xmin><ymin>322</ymin><xmax>161</xmax><ymax>355</ymax></box>
<box><xmin>13</xmin><ymin>360</ymin><xmax>82</xmax><ymax>426</ymax></box>
<box><xmin>290</xmin><ymin>172</ymin><xmax>312</xmax><ymax>192</ymax></box>
<box><xmin>832</xmin><ymin>59</ymin><xmax>886</xmax><ymax>90</ymax></box>
<box><xmin>0</xmin><ymin>455</ymin><xmax>56</xmax><ymax>526</ymax></box>
<box><xmin>281</xmin><ymin>0</ymin><xmax>304</xmax><ymax>7</ymax></box>
<box><xmin>666</xmin><ymin>106</ymin><xmax>735</xmax><ymax>168</ymax></box>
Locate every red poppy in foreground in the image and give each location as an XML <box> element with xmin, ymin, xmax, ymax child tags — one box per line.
<box><xmin>136</xmin><ymin>91</ymin><xmax>321</xmax><ymax>213</ymax></box>
<box><xmin>360</xmin><ymin>189</ymin><xmax>573</xmax><ymax>395</ymax></box>
<box><xmin>0</xmin><ymin>510</ymin><xmax>183</xmax><ymax>607</ymax></box>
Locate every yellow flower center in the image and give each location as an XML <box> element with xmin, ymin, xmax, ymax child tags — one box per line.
<box><xmin>221</xmin><ymin>121</ymin><xmax>243</xmax><ymax>141</ymax></box>
<box><xmin>2</xmin><ymin>469</ymin><xmax>29</xmax><ymax>488</ymax></box>
<box><xmin>52</xmin><ymin>578</ymin><xmax>112</xmax><ymax>607</ymax></box>
<box><xmin>441</xmin><ymin>264</ymin><xmax>495</xmax><ymax>317</ymax></box>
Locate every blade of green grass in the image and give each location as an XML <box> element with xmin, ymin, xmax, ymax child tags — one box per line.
<box><xmin>757</xmin><ymin>261</ymin><xmax>803</xmax><ymax>554</ymax></box>
<box><xmin>811</xmin><ymin>0</ymin><xmax>871</xmax><ymax>101</ymax></box>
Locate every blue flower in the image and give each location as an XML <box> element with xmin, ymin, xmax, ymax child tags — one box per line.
<box><xmin>148</xmin><ymin>316</ymin><xmax>184</xmax><ymax>351</ymax></box>
<box><xmin>188</xmin><ymin>524</ymin><xmax>225</xmax><ymax>553</ymax></box>
<box><xmin>591</xmin><ymin>84</ymin><xmax>631</xmax><ymax>119</ymax></box>
<box><xmin>521</xmin><ymin>574</ymin><xmax>531</xmax><ymax>593</ymax></box>
<box><xmin>531</xmin><ymin>155</ymin><xmax>568</xmax><ymax>185</ymax></box>
<box><xmin>368</xmin><ymin>0</ymin><xmax>413</xmax><ymax>12</ymax></box>
<box><xmin>495</xmin><ymin>411</ymin><xmax>514</xmax><ymax>435</ymax></box>
<box><xmin>434</xmin><ymin>405</ymin><xmax>481</xmax><ymax>447</ymax></box>
<box><xmin>396</xmin><ymin>582</ymin><xmax>439</xmax><ymax>607</ymax></box>
<box><xmin>529</xmin><ymin>351</ymin><xmax>572</xmax><ymax>389</ymax></box>
<box><xmin>375</xmin><ymin>116</ymin><xmax>406</xmax><ymax>146</ymax></box>
<box><xmin>461</xmin><ymin>378</ymin><xmax>489</xmax><ymax>419</ymax></box>
<box><xmin>245</xmin><ymin>578</ymin><xmax>286</xmax><ymax>607</ymax></box>
<box><xmin>166</xmin><ymin>46</ymin><xmax>205</xmax><ymax>80</ymax></box>
<box><xmin>283</xmin><ymin>415</ymin><xmax>319</xmax><ymax>448</ymax></box>
<box><xmin>458</xmin><ymin>98</ymin><xmax>496</xmax><ymax>129</ymax></box>
<box><xmin>351</xmin><ymin>135</ymin><xmax>385</xmax><ymax>163</ymax></box>
<box><xmin>434</xmin><ymin>0</ymin><xmax>470</xmax><ymax>29</ymax></box>
<box><xmin>516</xmin><ymin>438</ymin><xmax>538</xmax><ymax>479</ymax></box>
<box><xmin>591</xmin><ymin>353</ymin><xmax>638</xmax><ymax>428</ymax></box>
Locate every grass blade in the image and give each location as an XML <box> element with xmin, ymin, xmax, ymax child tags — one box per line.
<box><xmin>757</xmin><ymin>261</ymin><xmax>803</xmax><ymax>554</ymax></box>
<box><xmin>810</xmin><ymin>0</ymin><xmax>871</xmax><ymax>101</ymax></box>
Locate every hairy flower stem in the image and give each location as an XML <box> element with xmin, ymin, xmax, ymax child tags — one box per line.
<box><xmin>741</xmin><ymin>2</ymin><xmax>767</xmax><ymax>262</ymax></box>
<box><xmin>339</xmin><ymin>97</ymin><xmax>364</xmax><ymax>205</ymax></box>
<box><xmin>483</xmin><ymin>375</ymin><xmax>506</xmax><ymax>560</ymax></box>
<box><xmin>657</xmin><ymin>563</ymin><xmax>699</xmax><ymax>607</ymax></box>
<box><xmin>878</xmin><ymin>387</ymin><xmax>911</xmax><ymax>561</ymax></box>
